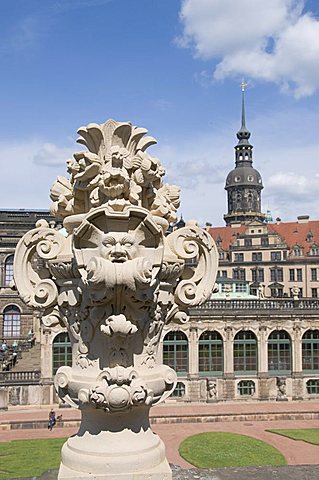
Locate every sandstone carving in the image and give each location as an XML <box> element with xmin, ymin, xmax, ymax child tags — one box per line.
<box><xmin>14</xmin><ymin>119</ymin><xmax>218</xmax><ymax>479</ymax></box>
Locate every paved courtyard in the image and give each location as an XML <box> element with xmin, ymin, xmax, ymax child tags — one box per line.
<box><xmin>1</xmin><ymin>401</ymin><xmax>319</xmax><ymax>478</ymax></box>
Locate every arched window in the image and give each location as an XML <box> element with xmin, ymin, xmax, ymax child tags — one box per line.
<box><xmin>268</xmin><ymin>330</ymin><xmax>291</xmax><ymax>374</ymax></box>
<box><xmin>4</xmin><ymin>255</ymin><xmax>14</xmax><ymax>287</ymax></box>
<box><xmin>52</xmin><ymin>332</ymin><xmax>72</xmax><ymax>375</ymax></box>
<box><xmin>163</xmin><ymin>331</ymin><xmax>188</xmax><ymax>376</ymax></box>
<box><xmin>234</xmin><ymin>331</ymin><xmax>257</xmax><ymax>374</ymax></box>
<box><xmin>302</xmin><ymin>330</ymin><xmax>319</xmax><ymax>372</ymax></box>
<box><xmin>198</xmin><ymin>331</ymin><xmax>223</xmax><ymax>376</ymax></box>
<box><xmin>3</xmin><ymin>305</ymin><xmax>21</xmax><ymax>337</ymax></box>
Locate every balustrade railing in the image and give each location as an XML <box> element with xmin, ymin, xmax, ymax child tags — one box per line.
<box><xmin>195</xmin><ymin>298</ymin><xmax>319</xmax><ymax>311</ymax></box>
<box><xmin>0</xmin><ymin>369</ymin><xmax>40</xmax><ymax>384</ymax></box>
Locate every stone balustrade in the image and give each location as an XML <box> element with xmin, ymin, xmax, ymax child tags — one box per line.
<box><xmin>194</xmin><ymin>298</ymin><xmax>319</xmax><ymax>311</ymax></box>
<box><xmin>0</xmin><ymin>369</ymin><xmax>40</xmax><ymax>384</ymax></box>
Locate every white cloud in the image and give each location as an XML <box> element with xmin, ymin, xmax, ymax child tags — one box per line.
<box><xmin>178</xmin><ymin>0</ymin><xmax>319</xmax><ymax>97</ymax></box>
<box><xmin>152</xmin><ymin>130</ymin><xmax>233</xmax><ymax>225</ymax></box>
<box><xmin>263</xmin><ymin>171</ymin><xmax>319</xmax><ymax>220</ymax></box>
<box><xmin>0</xmin><ymin>139</ymin><xmax>76</xmax><ymax>210</ymax></box>
<box><xmin>267</xmin><ymin>172</ymin><xmax>319</xmax><ymax>199</ymax></box>
<box><xmin>33</xmin><ymin>143</ymin><xmax>75</xmax><ymax>166</ymax></box>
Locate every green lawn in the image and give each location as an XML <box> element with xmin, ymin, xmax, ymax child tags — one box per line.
<box><xmin>0</xmin><ymin>438</ymin><xmax>66</xmax><ymax>479</ymax></box>
<box><xmin>179</xmin><ymin>432</ymin><xmax>287</xmax><ymax>468</ymax></box>
<box><xmin>267</xmin><ymin>428</ymin><xmax>319</xmax><ymax>445</ymax></box>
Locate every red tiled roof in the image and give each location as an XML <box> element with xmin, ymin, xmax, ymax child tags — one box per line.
<box><xmin>269</xmin><ymin>221</ymin><xmax>319</xmax><ymax>254</ymax></box>
<box><xmin>208</xmin><ymin>225</ymin><xmax>245</xmax><ymax>251</ymax></box>
<box><xmin>208</xmin><ymin>220</ymin><xmax>319</xmax><ymax>254</ymax></box>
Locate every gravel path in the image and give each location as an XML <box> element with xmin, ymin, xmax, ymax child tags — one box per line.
<box><xmin>10</xmin><ymin>465</ymin><xmax>319</xmax><ymax>480</ymax></box>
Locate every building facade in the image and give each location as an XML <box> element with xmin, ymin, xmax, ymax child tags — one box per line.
<box><xmin>159</xmin><ymin>87</ymin><xmax>319</xmax><ymax>404</ymax></box>
<box><xmin>209</xmin><ymin>216</ymin><xmax>319</xmax><ymax>299</ymax></box>
<box><xmin>0</xmin><ymin>210</ymin><xmax>62</xmax><ymax>406</ymax></box>
<box><xmin>0</xmin><ymin>209</ymin><xmax>57</xmax><ymax>343</ymax></box>
<box><xmin>161</xmin><ymin>299</ymin><xmax>319</xmax><ymax>402</ymax></box>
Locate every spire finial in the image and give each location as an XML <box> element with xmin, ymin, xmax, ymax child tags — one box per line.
<box><xmin>241</xmin><ymin>79</ymin><xmax>247</xmax><ymax>128</ymax></box>
<box><xmin>236</xmin><ymin>79</ymin><xmax>251</xmax><ymax>143</ymax></box>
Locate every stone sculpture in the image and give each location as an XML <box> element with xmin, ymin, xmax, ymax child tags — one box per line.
<box><xmin>292</xmin><ymin>285</ymin><xmax>300</xmax><ymax>300</ymax></box>
<box><xmin>207</xmin><ymin>379</ymin><xmax>217</xmax><ymax>401</ymax></box>
<box><xmin>276</xmin><ymin>376</ymin><xmax>288</xmax><ymax>401</ymax></box>
<box><xmin>13</xmin><ymin>119</ymin><xmax>218</xmax><ymax>479</ymax></box>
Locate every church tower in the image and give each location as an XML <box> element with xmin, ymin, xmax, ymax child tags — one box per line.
<box><xmin>224</xmin><ymin>83</ymin><xmax>265</xmax><ymax>226</ymax></box>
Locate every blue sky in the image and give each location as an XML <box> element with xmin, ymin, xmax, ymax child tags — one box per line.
<box><xmin>2</xmin><ymin>0</ymin><xmax>319</xmax><ymax>226</ymax></box>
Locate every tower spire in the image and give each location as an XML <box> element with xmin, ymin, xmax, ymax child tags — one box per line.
<box><xmin>223</xmin><ymin>84</ymin><xmax>265</xmax><ymax>226</ymax></box>
<box><xmin>241</xmin><ymin>80</ymin><xmax>247</xmax><ymax>129</ymax></box>
<box><xmin>236</xmin><ymin>80</ymin><xmax>251</xmax><ymax>155</ymax></box>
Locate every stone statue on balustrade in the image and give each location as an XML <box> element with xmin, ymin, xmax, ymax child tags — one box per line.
<box><xmin>13</xmin><ymin>119</ymin><xmax>218</xmax><ymax>479</ymax></box>
<box><xmin>276</xmin><ymin>376</ymin><xmax>288</xmax><ymax>401</ymax></box>
<box><xmin>207</xmin><ymin>379</ymin><xmax>217</xmax><ymax>402</ymax></box>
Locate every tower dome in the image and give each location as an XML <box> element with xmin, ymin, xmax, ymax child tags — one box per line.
<box><xmin>224</xmin><ymin>83</ymin><xmax>265</xmax><ymax>226</ymax></box>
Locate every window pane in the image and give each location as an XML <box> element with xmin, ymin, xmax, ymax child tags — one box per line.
<box><xmin>234</xmin><ymin>331</ymin><xmax>257</xmax><ymax>373</ymax></box>
<box><xmin>3</xmin><ymin>305</ymin><xmax>21</xmax><ymax>337</ymax></box>
<box><xmin>199</xmin><ymin>331</ymin><xmax>223</xmax><ymax>374</ymax></box>
<box><xmin>163</xmin><ymin>331</ymin><xmax>188</xmax><ymax>376</ymax></box>
<box><xmin>302</xmin><ymin>330</ymin><xmax>319</xmax><ymax>372</ymax></box>
<box><xmin>4</xmin><ymin>256</ymin><xmax>14</xmax><ymax>287</ymax></box>
<box><xmin>52</xmin><ymin>332</ymin><xmax>72</xmax><ymax>375</ymax></box>
<box><xmin>268</xmin><ymin>330</ymin><xmax>291</xmax><ymax>373</ymax></box>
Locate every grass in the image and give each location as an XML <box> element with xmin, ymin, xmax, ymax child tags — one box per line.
<box><xmin>267</xmin><ymin>428</ymin><xmax>319</xmax><ymax>445</ymax></box>
<box><xmin>179</xmin><ymin>432</ymin><xmax>287</xmax><ymax>468</ymax></box>
<box><xmin>0</xmin><ymin>437</ymin><xmax>66</xmax><ymax>479</ymax></box>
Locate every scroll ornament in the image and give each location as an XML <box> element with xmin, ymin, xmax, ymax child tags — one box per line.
<box><xmin>14</xmin><ymin>119</ymin><xmax>219</xmax><ymax>413</ymax></box>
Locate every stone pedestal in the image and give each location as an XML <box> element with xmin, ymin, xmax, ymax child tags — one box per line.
<box><xmin>59</xmin><ymin>407</ymin><xmax>171</xmax><ymax>479</ymax></box>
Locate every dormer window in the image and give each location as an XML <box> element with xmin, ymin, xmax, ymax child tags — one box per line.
<box><xmin>306</xmin><ymin>232</ymin><xmax>314</xmax><ymax>242</ymax></box>
<box><xmin>219</xmin><ymin>251</ymin><xmax>226</xmax><ymax>260</ymax></box>
<box><xmin>292</xmin><ymin>246</ymin><xmax>303</xmax><ymax>257</ymax></box>
<box><xmin>310</xmin><ymin>246</ymin><xmax>319</xmax><ymax>256</ymax></box>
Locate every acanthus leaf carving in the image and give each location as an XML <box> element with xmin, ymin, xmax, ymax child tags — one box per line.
<box><xmin>50</xmin><ymin>119</ymin><xmax>180</xmax><ymax>223</ymax></box>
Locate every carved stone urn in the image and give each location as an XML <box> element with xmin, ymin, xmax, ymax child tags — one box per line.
<box><xmin>14</xmin><ymin>119</ymin><xmax>218</xmax><ymax>479</ymax></box>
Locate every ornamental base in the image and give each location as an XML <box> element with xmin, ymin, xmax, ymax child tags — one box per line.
<box><xmin>58</xmin><ymin>460</ymin><xmax>171</xmax><ymax>480</ymax></box>
<box><xmin>58</xmin><ymin>406</ymin><xmax>172</xmax><ymax>480</ymax></box>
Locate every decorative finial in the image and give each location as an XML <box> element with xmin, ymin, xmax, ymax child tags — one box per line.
<box><xmin>236</xmin><ymin>79</ymin><xmax>251</xmax><ymax>142</ymax></box>
<box><xmin>241</xmin><ymin>79</ymin><xmax>247</xmax><ymax>92</ymax></box>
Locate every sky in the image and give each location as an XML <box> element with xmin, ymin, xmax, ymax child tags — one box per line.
<box><xmin>1</xmin><ymin>0</ymin><xmax>319</xmax><ymax>226</ymax></box>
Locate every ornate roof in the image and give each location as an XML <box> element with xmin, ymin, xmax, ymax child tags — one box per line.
<box><xmin>209</xmin><ymin>219</ymin><xmax>319</xmax><ymax>255</ymax></box>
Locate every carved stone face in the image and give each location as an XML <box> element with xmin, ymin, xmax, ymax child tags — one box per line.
<box><xmin>100</xmin><ymin>233</ymin><xmax>138</xmax><ymax>263</ymax></box>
